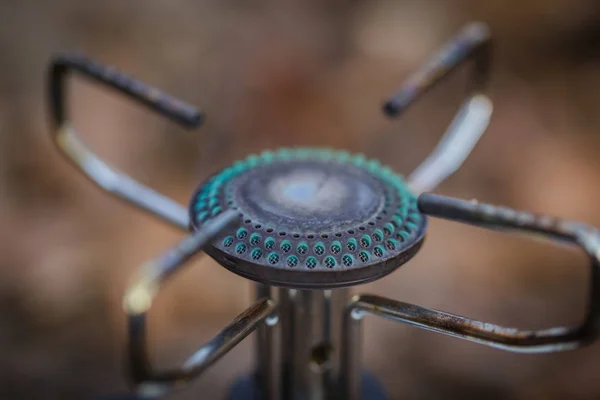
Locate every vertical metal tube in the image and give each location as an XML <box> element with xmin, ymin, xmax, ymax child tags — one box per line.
<box><xmin>279</xmin><ymin>288</ymin><xmax>348</xmax><ymax>400</ymax></box>
<box><xmin>279</xmin><ymin>288</ymin><xmax>295</xmax><ymax>400</ymax></box>
<box><xmin>340</xmin><ymin>306</ymin><xmax>364</xmax><ymax>400</ymax></box>
<box><xmin>256</xmin><ymin>283</ymin><xmax>278</xmax><ymax>400</ymax></box>
<box><xmin>324</xmin><ymin>288</ymin><xmax>347</xmax><ymax>397</ymax></box>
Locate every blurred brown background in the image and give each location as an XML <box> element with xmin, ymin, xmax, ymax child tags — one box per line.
<box><xmin>2</xmin><ymin>0</ymin><xmax>600</xmax><ymax>399</ymax></box>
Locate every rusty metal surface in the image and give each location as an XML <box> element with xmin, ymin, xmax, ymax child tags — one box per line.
<box><xmin>383</xmin><ymin>22</ymin><xmax>490</xmax><ymax>117</ymax></box>
<box><xmin>47</xmin><ymin>53</ymin><xmax>203</xmax><ymax>230</ymax></box>
<box><xmin>49</xmin><ymin>53</ymin><xmax>202</xmax><ymax>128</ymax></box>
<box><xmin>33</xmin><ymin>9</ymin><xmax>600</xmax><ymax>400</ymax></box>
<box><xmin>121</xmin><ymin>211</ymin><xmax>279</xmax><ymax>397</ymax></box>
<box><xmin>383</xmin><ymin>22</ymin><xmax>493</xmax><ymax>194</ymax></box>
<box><xmin>340</xmin><ymin>193</ymin><xmax>600</xmax><ymax>399</ymax></box>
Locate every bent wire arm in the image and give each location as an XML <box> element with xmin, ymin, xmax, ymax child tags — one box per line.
<box><xmin>384</xmin><ymin>22</ymin><xmax>493</xmax><ymax>194</ymax></box>
<box><xmin>48</xmin><ymin>53</ymin><xmax>203</xmax><ymax>230</ymax></box>
<box><xmin>340</xmin><ymin>193</ymin><xmax>600</xmax><ymax>400</ymax></box>
<box><xmin>122</xmin><ymin>210</ymin><xmax>278</xmax><ymax>397</ymax></box>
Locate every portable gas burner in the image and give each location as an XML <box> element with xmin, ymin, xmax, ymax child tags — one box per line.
<box><xmin>47</xmin><ymin>22</ymin><xmax>600</xmax><ymax>400</ymax></box>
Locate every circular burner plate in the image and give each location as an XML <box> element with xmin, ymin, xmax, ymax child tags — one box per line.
<box><xmin>190</xmin><ymin>148</ymin><xmax>426</xmax><ymax>289</ymax></box>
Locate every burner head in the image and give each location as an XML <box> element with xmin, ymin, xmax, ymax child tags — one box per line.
<box><xmin>190</xmin><ymin>148</ymin><xmax>426</xmax><ymax>289</ymax></box>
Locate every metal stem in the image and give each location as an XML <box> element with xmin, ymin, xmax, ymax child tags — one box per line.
<box><xmin>340</xmin><ymin>305</ymin><xmax>363</xmax><ymax>400</ymax></box>
<box><xmin>279</xmin><ymin>288</ymin><xmax>348</xmax><ymax>400</ymax></box>
<box><xmin>256</xmin><ymin>283</ymin><xmax>278</xmax><ymax>400</ymax></box>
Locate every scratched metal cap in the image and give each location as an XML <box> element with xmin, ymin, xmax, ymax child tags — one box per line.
<box><xmin>190</xmin><ymin>148</ymin><xmax>426</xmax><ymax>289</ymax></box>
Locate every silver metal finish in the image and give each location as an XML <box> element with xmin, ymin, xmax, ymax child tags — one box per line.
<box><xmin>56</xmin><ymin>127</ymin><xmax>190</xmax><ymax>229</ymax></box>
<box><xmin>382</xmin><ymin>22</ymin><xmax>493</xmax><ymax>194</ymax></box>
<box><xmin>49</xmin><ymin>53</ymin><xmax>202</xmax><ymax>230</ymax></box>
<box><xmin>340</xmin><ymin>194</ymin><xmax>600</xmax><ymax>400</ymax></box>
<box><xmin>407</xmin><ymin>95</ymin><xmax>492</xmax><ymax>193</ymax></box>
<box><xmin>46</xmin><ymin>21</ymin><xmax>600</xmax><ymax>400</ymax></box>
<box><xmin>121</xmin><ymin>211</ymin><xmax>278</xmax><ymax>396</ymax></box>
<box><xmin>279</xmin><ymin>288</ymin><xmax>348</xmax><ymax>400</ymax></box>
<box><xmin>256</xmin><ymin>283</ymin><xmax>278</xmax><ymax>400</ymax></box>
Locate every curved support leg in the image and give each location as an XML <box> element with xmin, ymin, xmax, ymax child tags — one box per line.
<box><xmin>340</xmin><ymin>194</ymin><xmax>600</xmax><ymax>400</ymax></box>
<box><xmin>384</xmin><ymin>22</ymin><xmax>493</xmax><ymax>194</ymax></box>
<box><xmin>122</xmin><ymin>211</ymin><xmax>278</xmax><ymax>398</ymax></box>
<box><xmin>48</xmin><ymin>53</ymin><xmax>203</xmax><ymax>230</ymax></box>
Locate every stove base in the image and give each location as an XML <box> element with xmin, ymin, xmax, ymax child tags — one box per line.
<box><xmin>228</xmin><ymin>372</ymin><xmax>387</xmax><ymax>400</ymax></box>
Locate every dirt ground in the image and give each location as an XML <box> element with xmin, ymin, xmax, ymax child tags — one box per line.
<box><xmin>1</xmin><ymin>1</ymin><xmax>600</xmax><ymax>399</ymax></box>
